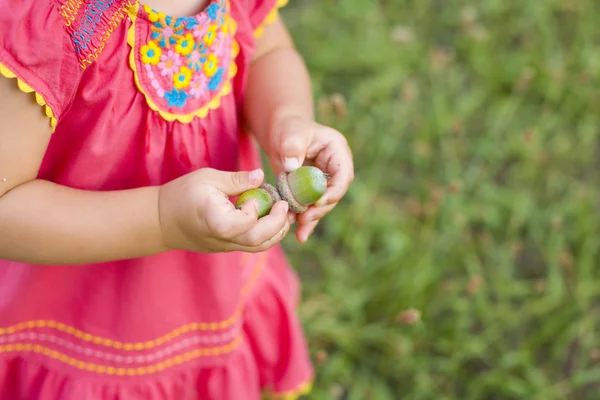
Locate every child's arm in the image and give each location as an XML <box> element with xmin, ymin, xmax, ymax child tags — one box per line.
<box><xmin>0</xmin><ymin>78</ymin><xmax>289</xmax><ymax>265</ymax></box>
<box><xmin>0</xmin><ymin>76</ymin><xmax>167</xmax><ymax>264</ymax></box>
<box><xmin>243</xmin><ymin>17</ymin><xmax>314</xmax><ymax>157</ymax></box>
<box><xmin>242</xmin><ymin>17</ymin><xmax>354</xmax><ymax>243</ymax></box>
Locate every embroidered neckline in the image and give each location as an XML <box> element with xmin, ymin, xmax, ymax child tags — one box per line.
<box><xmin>126</xmin><ymin>0</ymin><xmax>239</xmax><ymax>123</ymax></box>
<box><xmin>134</xmin><ymin>0</ymin><xmax>219</xmax><ymax>24</ymax></box>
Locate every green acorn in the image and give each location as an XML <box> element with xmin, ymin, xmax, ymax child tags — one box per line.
<box><xmin>234</xmin><ymin>186</ymin><xmax>276</xmax><ymax>218</ymax></box>
<box><xmin>277</xmin><ymin>166</ymin><xmax>328</xmax><ymax>213</ymax></box>
<box><xmin>235</xmin><ymin>166</ymin><xmax>328</xmax><ymax>218</ymax></box>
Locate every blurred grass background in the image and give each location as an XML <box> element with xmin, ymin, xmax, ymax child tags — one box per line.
<box><xmin>276</xmin><ymin>0</ymin><xmax>600</xmax><ymax>398</ymax></box>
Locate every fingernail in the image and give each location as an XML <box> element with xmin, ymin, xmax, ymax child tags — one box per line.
<box><xmin>249</xmin><ymin>169</ymin><xmax>262</xmax><ymax>183</ymax></box>
<box><xmin>315</xmin><ymin>197</ymin><xmax>327</xmax><ymax>207</ymax></box>
<box><xmin>282</xmin><ymin>201</ymin><xmax>289</xmax><ymax>213</ymax></box>
<box><xmin>284</xmin><ymin>158</ymin><xmax>300</xmax><ymax>172</ymax></box>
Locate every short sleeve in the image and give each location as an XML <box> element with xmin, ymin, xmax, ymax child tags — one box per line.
<box><xmin>243</xmin><ymin>0</ymin><xmax>289</xmax><ymax>37</ymax></box>
<box><xmin>0</xmin><ymin>0</ymin><xmax>82</xmax><ymax>131</ymax></box>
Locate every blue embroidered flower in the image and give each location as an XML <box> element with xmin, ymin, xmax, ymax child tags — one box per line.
<box><xmin>164</xmin><ymin>89</ymin><xmax>189</xmax><ymax>108</ymax></box>
<box><xmin>208</xmin><ymin>68</ymin><xmax>225</xmax><ymax>91</ymax></box>
<box><xmin>174</xmin><ymin>16</ymin><xmax>195</xmax><ymax>29</ymax></box>
<box><xmin>182</xmin><ymin>16</ymin><xmax>199</xmax><ymax>29</ymax></box>
<box><xmin>207</xmin><ymin>3</ymin><xmax>220</xmax><ymax>20</ymax></box>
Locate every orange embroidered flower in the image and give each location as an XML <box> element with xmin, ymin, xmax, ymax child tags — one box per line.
<box><xmin>173</xmin><ymin>66</ymin><xmax>193</xmax><ymax>89</ymax></box>
<box><xmin>203</xmin><ymin>24</ymin><xmax>218</xmax><ymax>46</ymax></box>
<box><xmin>175</xmin><ymin>34</ymin><xmax>195</xmax><ymax>56</ymax></box>
<box><xmin>140</xmin><ymin>41</ymin><xmax>162</xmax><ymax>65</ymax></box>
<box><xmin>203</xmin><ymin>54</ymin><xmax>219</xmax><ymax>77</ymax></box>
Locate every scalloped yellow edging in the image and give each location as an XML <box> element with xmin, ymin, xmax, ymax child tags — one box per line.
<box><xmin>125</xmin><ymin>1</ymin><xmax>240</xmax><ymax>124</ymax></box>
<box><xmin>0</xmin><ymin>63</ymin><xmax>58</xmax><ymax>132</ymax></box>
<box><xmin>254</xmin><ymin>0</ymin><xmax>289</xmax><ymax>38</ymax></box>
<box><xmin>263</xmin><ymin>379</ymin><xmax>313</xmax><ymax>400</ymax></box>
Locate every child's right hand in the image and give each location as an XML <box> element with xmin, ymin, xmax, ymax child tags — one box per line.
<box><xmin>158</xmin><ymin>168</ymin><xmax>290</xmax><ymax>254</ymax></box>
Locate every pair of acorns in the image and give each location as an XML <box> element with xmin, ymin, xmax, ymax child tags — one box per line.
<box><xmin>235</xmin><ymin>166</ymin><xmax>328</xmax><ymax>217</ymax></box>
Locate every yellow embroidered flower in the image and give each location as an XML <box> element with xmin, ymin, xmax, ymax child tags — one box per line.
<box><xmin>144</xmin><ymin>5</ymin><xmax>165</xmax><ymax>23</ymax></box>
<box><xmin>175</xmin><ymin>34</ymin><xmax>195</xmax><ymax>56</ymax></box>
<box><xmin>221</xmin><ymin>16</ymin><xmax>229</xmax><ymax>34</ymax></box>
<box><xmin>203</xmin><ymin>24</ymin><xmax>218</xmax><ymax>46</ymax></box>
<box><xmin>173</xmin><ymin>66</ymin><xmax>192</xmax><ymax>89</ymax></box>
<box><xmin>140</xmin><ymin>41</ymin><xmax>162</xmax><ymax>65</ymax></box>
<box><xmin>203</xmin><ymin>54</ymin><xmax>219</xmax><ymax>77</ymax></box>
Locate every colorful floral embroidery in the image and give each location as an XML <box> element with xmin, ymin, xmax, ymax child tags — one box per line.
<box><xmin>141</xmin><ymin>41</ymin><xmax>162</xmax><ymax>65</ymax></box>
<box><xmin>127</xmin><ymin>0</ymin><xmax>238</xmax><ymax>122</ymax></box>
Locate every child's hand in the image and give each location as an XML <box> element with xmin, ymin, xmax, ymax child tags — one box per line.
<box><xmin>158</xmin><ymin>168</ymin><xmax>290</xmax><ymax>253</ymax></box>
<box><xmin>268</xmin><ymin>115</ymin><xmax>354</xmax><ymax>243</ymax></box>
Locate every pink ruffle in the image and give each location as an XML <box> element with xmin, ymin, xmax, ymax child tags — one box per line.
<box><xmin>0</xmin><ymin>248</ymin><xmax>313</xmax><ymax>400</ymax></box>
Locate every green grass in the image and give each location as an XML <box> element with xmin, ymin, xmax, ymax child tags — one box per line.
<box><xmin>277</xmin><ymin>0</ymin><xmax>600</xmax><ymax>398</ymax></box>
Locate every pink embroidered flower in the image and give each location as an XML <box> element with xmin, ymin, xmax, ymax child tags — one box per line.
<box><xmin>187</xmin><ymin>49</ymin><xmax>204</xmax><ymax>72</ymax></box>
<box><xmin>189</xmin><ymin>74</ymin><xmax>209</xmax><ymax>100</ymax></box>
<box><xmin>162</xmin><ymin>26</ymin><xmax>174</xmax><ymax>42</ymax></box>
<box><xmin>158</xmin><ymin>50</ymin><xmax>182</xmax><ymax>77</ymax></box>
<box><xmin>214</xmin><ymin>32</ymin><xmax>230</xmax><ymax>60</ymax></box>
<box><xmin>192</xmin><ymin>14</ymin><xmax>209</xmax><ymax>39</ymax></box>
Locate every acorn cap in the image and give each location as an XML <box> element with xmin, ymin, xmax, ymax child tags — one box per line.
<box><xmin>277</xmin><ymin>172</ymin><xmax>307</xmax><ymax>214</ymax></box>
<box><xmin>286</xmin><ymin>166</ymin><xmax>327</xmax><ymax>206</ymax></box>
<box><xmin>260</xmin><ymin>183</ymin><xmax>282</xmax><ymax>203</ymax></box>
<box><xmin>234</xmin><ymin>188</ymin><xmax>274</xmax><ymax>218</ymax></box>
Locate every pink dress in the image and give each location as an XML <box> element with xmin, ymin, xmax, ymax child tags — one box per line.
<box><xmin>0</xmin><ymin>0</ymin><xmax>314</xmax><ymax>398</ymax></box>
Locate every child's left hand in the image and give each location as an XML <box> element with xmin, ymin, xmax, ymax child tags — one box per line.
<box><xmin>266</xmin><ymin>115</ymin><xmax>354</xmax><ymax>243</ymax></box>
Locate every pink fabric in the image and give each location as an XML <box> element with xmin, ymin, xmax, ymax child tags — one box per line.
<box><xmin>0</xmin><ymin>0</ymin><xmax>314</xmax><ymax>398</ymax></box>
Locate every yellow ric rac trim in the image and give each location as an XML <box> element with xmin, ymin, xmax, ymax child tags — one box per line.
<box><xmin>0</xmin><ymin>335</ymin><xmax>242</xmax><ymax>376</ymax></box>
<box><xmin>253</xmin><ymin>0</ymin><xmax>289</xmax><ymax>38</ymax></box>
<box><xmin>0</xmin><ymin>62</ymin><xmax>58</xmax><ymax>132</ymax></box>
<box><xmin>0</xmin><ymin>252</ymin><xmax>268</xmax><ymax>351</ymax></box>
<box><xmin>125</xmin><ymin>1</ymin><xmax>240</xmax><ymax>123</ymax></box>
<box><xmin>263</xmin><ymin>379</ymin><xmax>313</xmax><ymax>400</ymax></box>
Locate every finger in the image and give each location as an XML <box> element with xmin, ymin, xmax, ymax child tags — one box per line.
<box><xmin>231</xmin><ymin>201</ymin><xmax>290</xmax><ymax>247</ymax></box>
<box><xmin>312</xmin><ymin>137</ymin><xmax>354</xmax><ymax>207</ymax></box>
<box><xmin>198</xmin><ymin>168</ymin><xmax>264</xmax><ymax>196</ymax></box>
<box><xmin>225</xmin><ymin>219</ymin><xmax>291</xmax><ymax>253</ymax></box>
<box><xmin>297</xmin><ymin>202</ymin><xmax>337</xmax><ymax>225</ymax></box>
<box><xmin>205</xmin><ymin>195</ymin><xmax>260</xmax><ymax>240</ymax></box>
<box><xmin>296</xmin><ymin>220</ymin><xmax>319</xmax><ymax>243</ymax></box>
<box><xmin>273</xmin><ymin>117</ymin><xmax>314</xmax><ymax>174</ymax></box>
<box><xmin>287</xmin><ymin>210</ymin><xmax>297</xmax><ymax>225</ymax></box>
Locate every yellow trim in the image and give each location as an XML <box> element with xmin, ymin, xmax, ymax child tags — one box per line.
<box><xmin>0</xmin><ymin>335</ymin><xmax>242</xmax><ymax>376</ymax></box>
<box><xmin>0</xmin><ymin>252</ymin><xmax>267</xmax><ymax>351</ymax></box>
<box><xmin>253</xmin><ymin>0</ymin><xmax>289</xmax><ymax>38</ymax></box>
<box><xmin>263</xmin><ymin>379</ymin><xmax>313</xmax><ymax>400</ymax></box>
<box><xmin>125</xmin><ymin>1</ymin><xmax>240</xmax><ymax>123</ymax></box>
<box><xmin>0</xmin><ymin>62</ymin><xmax>58</xmax><ymax>132</ymax></box>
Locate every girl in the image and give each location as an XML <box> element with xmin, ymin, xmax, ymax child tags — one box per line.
<box><xmin>0</xmin><ymin>0</ymin><xmax>354</xmax><ymax>398</ymax></box>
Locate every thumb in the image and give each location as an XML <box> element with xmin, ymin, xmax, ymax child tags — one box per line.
<box><xmin>199</xmin><ymin>168</ymin><xmax>264</xmax><ymax>196</ymax></box>
<box><xmin>277</xmin><ymin>118</ymin><xmax>313</xmax><ymax>173</ymax></box>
